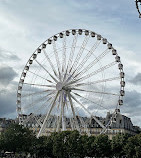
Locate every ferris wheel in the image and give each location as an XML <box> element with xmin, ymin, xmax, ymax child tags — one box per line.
<box><xmin>135</xmin><ymin>0</ymin><xmax>141</xmax><ymax>18</ymax></box>
<box><xmin>17</xmin><ymin>29</ymin><xmax>125</xmax><ymax>137</ymax></box>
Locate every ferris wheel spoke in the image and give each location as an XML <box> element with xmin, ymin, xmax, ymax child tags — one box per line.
<box><xmin>66</xmin><ymin>61</ymin><xmax>117</xmax><ymax>86</ymax></box>
<box><xmin>43</xmin><ymin>49</ymin><xmax>59</xmax><ymax>78</ymax></box>
<box><xmin>71</xmin><ymin>88</ymin><xmax>119</xmax><ymax>96</ymax></box>
<box><xmin>21</xmin><ymin>93</ymin><xmax>55</xmax><ymax>125</ymax></box>
<box><xmin>22</xmin><ymin>89</ymin><xmax>54</xmax><ymax>98</ymax></box>
<box><xmin>28</xmin><ymin>70</ymin><xmax>55</xmax><ymax>84</ymax></box>
<box><xmin>66</xmin><ymin>34</ymin><xmax>78</xmax><ymax>73</ymax></box>
<box><xmin>72</xmin><ymin>40</ymin><xmax>101</xmax><ymax>76</ymax></box>
<box><xmin>78</xmin><ymin>61</ymin><xmax>117</xmax><ymax>81</ymax></box>
<box><xmin>24</xmin><ymin>91</ymin><xmax>55</xmax><ymax>109</ymax></box>
<box><xmin>74</xmin><ymin>48</ymin><xmax>111</xmax><ymax>79</ymax></box>
<box><xmin>32</xmin><ymin>93</ymin><xmax>57</xmax><ymax>126</ymax></box>
<box><xmin>70</xmin><ymin>93</ymin><xmax>106</xmax><ymax>129</ymax></box>
<box><xmin>37</xmin><ymin>91</ymin><xmax>59</xmax><ymax>138</ymax></box>
<box><xmin>62</xmin><ymin>35</ymin><xmax>67</xmax><ymax>73</ymax></box>
<box><xmin>72</xmin><ymin>91</ymin><xmax>110</xmax><ymax>111</ymax></box>
<box><xmin>52</xmin><ymin>41</ymin><xmax>62</xmax><ymax>80</ymax></box>
<box><xmin>23</xmin><ymin>82</ymin><xmax>56</xmax><ymax>88</ymax></box>
<box><xmin>69</xmin><ymin>35</ymin><xmax>90</xmax><ymax>75</ymax></box>
<box><xmin>68</xmin><ymin>92</ymin><xmax>80</xmax><ymax>131</ymax></box>
<box><xmin>70</xmin><ymin>76</ymin><xmax>120</xmax><ymax>88</ymax></box>
<box><xmin>35</xmin><ymin>59</ymin><xmax>58</xmax><ymax>83</ymax></box>
<box><xmin>63</xmin><ymin>34</ymin><xmax>78</xmax><ymax>82</ymax></box>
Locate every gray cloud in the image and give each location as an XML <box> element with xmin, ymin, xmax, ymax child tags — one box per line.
<box><xmin>0</xmin><ymin>66</ymin><xmax>17</xmax><ymax>86</ymax></box>
<box><xmin>0</xmin><ymin>88</ymin><xmax>17</xmax><ymax>118</ymax></box>
<box><xmin>124</xmin><ymin>90</ymin><xmax>141</xmax><ymax>110</ymax></box>
<box><xmin>0</xmin><ymin>0</ymin><xmax>140</xmax><ymax>127</ymax></box>
<box><xmin>121</xmin><ymin>90</ymin><xmax>141</xmax><ymax>126</ymax></box>
<box><xmin>0</xmin><ymin>48</ymin><xmax>20</xmax><ymax>62</ymax></box>
<box><xmin>129</xmin><ymin>73</ymin><xmax>141</xmax><ymax>85</ymax></box>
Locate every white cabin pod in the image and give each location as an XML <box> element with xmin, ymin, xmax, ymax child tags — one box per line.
<box><xmin>112</xmin><ymin>117</ymin><xmax>117</xmax><ymax>122</ymax></box>
<box><xmin>118</xmin><ymin>63</ymin><xmax>123</xmax><ymax>70</ymax></box>
<box><xmin>102</xmin><ymin>38</ymin><xmax>107</xmax><ymax>44</ymax></box>
<box><xmin>20</xmin><ymin>79</ymin><xmax>24</xmax><ymax>83</ymax></box>
<box><xmin>66</xmin><ymin>30</ymin><xmax>70</xmax><ymax>36</ymax></box>
<box><xmin>16</xmin><ymin>107</ymin><xmax>21</xmax><ymax>112</ymax></box>
<box><xmin>120</xmin><ymin>72</ymin><xmax>125</xmax><ymax>78</ymax></box>
<box><xmin>42</xmin><ymin>43</ymin><xmax>46</xmax><ymax>49</ymax></box>
<box><xmin>91</xmin><ymin>32</ymin><xmax>95</xmax><ymax>37</ymax></box>
<box><xmin>72</xmin><ymin>29</ymin><xmax>76</xmax><ymax>35</ymax></box>
<box><xmin>115</xmin><ymin>108</ymin><xmax>120</xmax><ymax>114</ymax></box>
<box><xmin>120</xmin><ymin>90</ymin><xmax>125</xmax><ymax>96</ymax></box>
<box><xmin>78</xmin><ymin>29</ymin><xmax>82</xmax><ymax>35</ymax></box>
<box><xmin>17</xmin><ymin>100</ymin><xmax>21</xmax><ymax>104</ymax></box>
<box><xmin>17</xmin><ymin>93</ymin><xmax>21</xmax><ymax>97</ymax></box>
<box><xmin>22</xmin><ymin>72</ymin><xmax>26</xmax><ymax>77</ymax></box>
<box><xmin>97</xmin><ymin>34</ymin><xmax>101</xmax><ymax>40</ymax></box>
<box><xmin>59</xmin><ymin>32</ymin><xmax>63</xmax><ymax>38</ymax></box>
<box><xmin>112</xmin><ymin>49</ymin><xmax>117</xmax><ymax>55</ymax></box>
<box><xmin>53</xmin><ymin>36</ymin><xmax>57</xmax><ymax>41</ymax></box>
<box><xmin>48</xmin><ymin>39</ymin><xmax>52</xmax><ymax>44</ymax></box>
<box><xmin>118</xmin><ymin>99</ymin><xmax>123</xmax><ymax>105</ymax></box>
<box><xmin>115</xmin><ymin>56</ymin><xmax>120</xmax><ymax>62</ymax></box>
<box><xmin>25</xmin><ymin>66</ymin><xmax>29</xmax><ymax>70</ymax></box>
<box><xmin>120</xmin><ymin>81</ymin><xmax>125</xmax><ymax>87</ymax></box>
<box><xmin>107</xmin><ymin>43</ymin><xmax>112</xmax><ymax>49</ymax></box>
<box><xmin>37</xmin><ymin>48</ymin><xmax>41</xmax><ymax>53</ymax></box>
<box><xmin>29</xmin><ymin>60</ymin><xmax>33</xmax><ymax>64</ymax></box>
<box><xmin>85</xmin><ymin>30</ymin><xmax>89</xmax><ymax>36</ymax></box>
<box><xmin>33</xmin><ymin>54</ymin><xmax>37</xmax><ymax>59</ymax></box>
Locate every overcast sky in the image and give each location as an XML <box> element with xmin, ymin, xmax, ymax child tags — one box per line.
<box><xmin>0</xmin><ymin>0</ymin><xmax>141</xmax><ymax>127</ymax></box>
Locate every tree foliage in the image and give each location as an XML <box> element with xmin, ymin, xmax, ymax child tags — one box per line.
<box><xmin>0</xmin><ymin>124</ymin><xmax>35</xmax><ymax>153</ymax></box>
<box><xmin>0</xmin><ymin>125</ymin><xmax>141</xmax><ymax>158</ymax></box>
<box><xmin>111</xmin><ymin>133</ymin><xmax>129</xmax><ymax>157</ymax></box>
<box><xmin>124</xmin><ymin>133</ymin><xmax>141</xmax><ymax>158</ymax></box>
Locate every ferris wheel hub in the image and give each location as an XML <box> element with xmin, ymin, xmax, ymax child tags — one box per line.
<box><xmin>56</xmin><ymin>82</ymin><xmax>63</xmax><ymax>91</ymax></box>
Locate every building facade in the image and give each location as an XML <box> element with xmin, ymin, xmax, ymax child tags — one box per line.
<box><xmin>17</xmin><ymin>110</ymin><xmax>140</xmax><ymax>139</ymax></box>
<box><xmin>0</xmin><ymin>111</ymin><xmax>140</xmax><ymax>139</ymax></box>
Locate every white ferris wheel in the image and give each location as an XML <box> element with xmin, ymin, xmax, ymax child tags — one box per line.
<box><xmin>17</xmin><ymin>29</ymin><xmax>125</xmax><ymax>137</ymax></box>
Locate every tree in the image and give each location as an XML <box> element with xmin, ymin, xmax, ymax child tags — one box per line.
<box><xmin>0</xmin><ymin>124</ymin><xmax>36</xmax><ymax>153</ymax></box>
<box><xmin>111</xmin><ymin>133</ymin><xmax>130</xmax><ymax>157</ymax></box>
<box><xmin>30</xmin><ymin>135</ymin><xmax>54</xmax><ymax>158</ymax></box>
<box><xmin>52</xmin><ymin>130</ymin><xmax>83</xmax><ymax>158</ymax></box>
<box><xmin>80</xmin><ymin>135</ymin><xmax>96</xmax><ymax>157</ymax></box>
<box><xmin>64</xmin><ymin>130</ymin><xmax>83</xmax><ymax>158</ymax></box>
<box><xmin>94</xmin><ymin>134</ymin><xmax>111</xmax><ymax>157</ymax></box>
<box><xmin>52</xmin><ymin>131</ymin><xmax>67</xmax><ymax>158</ymax></box>
<box><xmin>125</xmin><ymin>133</ymin><xmax>141</xmax><ymax>158</ymax></box>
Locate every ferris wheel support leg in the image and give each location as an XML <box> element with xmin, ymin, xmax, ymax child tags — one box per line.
<box><xmin>70</xmin><ymin>93</ymin><xmax>106</xmax><ymax>130</ymax></box>
<box><xmin>37</xmin><ymin>92</ymin><xmax>59</xmax><ymax>138</ymax></box>
<box><xmin>68</xmin><ymin>92</ymin><xmax>80</xmax><ymax>132</ymax></box>
<box><xmin>56</xmin><ymin>110</ymin><xmax>62</xmax><ymax>132</ymax></box>
<box><xmin>61</xmin><ymin>94</ymin><xmax>66</xmax><ymax>131</ymax></box>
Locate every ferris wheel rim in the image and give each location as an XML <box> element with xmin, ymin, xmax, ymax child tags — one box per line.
<box><xmin>16</xmin><ymin>29</ymin><xmax>125</xmax><ymax>136</ymax></box>
<box><xmin>135</xmin><ymin>0</ymin><xmax>141</xmax><ymax>18</ymax></box>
